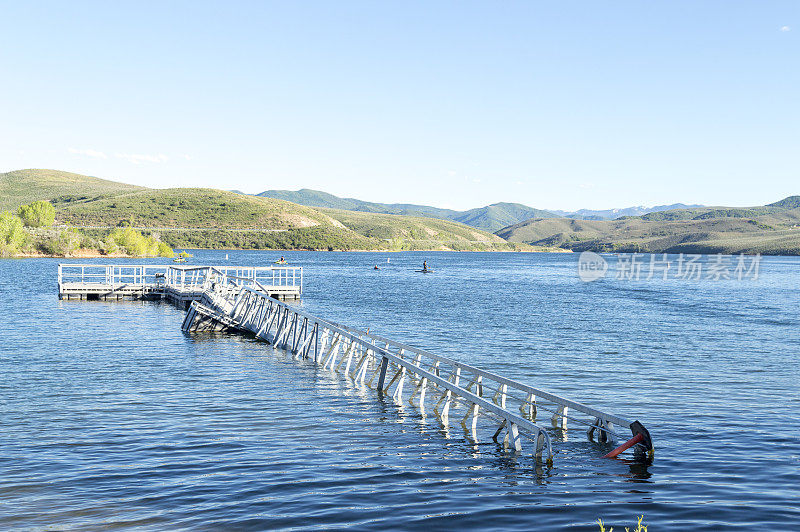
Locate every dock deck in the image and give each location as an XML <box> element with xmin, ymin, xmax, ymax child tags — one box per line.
<box><xmin>57</xmin><ymin>263</ymin><xmax>302</xmax><ymax>306</ymax></box>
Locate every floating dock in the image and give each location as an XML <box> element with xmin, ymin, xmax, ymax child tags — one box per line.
<box><xmin>57</xmin><ymin>263</ymin><xmax>302</xmax><ymax>306</ymax></box>
<box><xmin>58</xmin><ymin>263</ymin><xmax>653</xmax><ymax>464</ymax></box>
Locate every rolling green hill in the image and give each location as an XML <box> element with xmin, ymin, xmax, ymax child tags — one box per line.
<box><xmin>319</xmin><ymin>208</ymin><xmax>524</xmax><ymax>251</ymax></box>
<box><xmin>0</xmin><ymin>169</ymin><xmax>144</xmax><ymax>211</ymax></box>
<box><xmin>768</xmin><ymin>196</ymin><xmax>800</xmax><ymax>209</ymax></box>
<box><xmin>257</xmin><ymin>188</ymin><xmax>461</xmax><ymax>218</ymax></box>
<box><xmin>497</xmin><ymin>199</ymin><xmax>800</xmax><ymax>255</ymax></box>
<box><xmin>451</xmin><ymin>202</ymin><xmax>556</xmax><ymax>232</ymax></box>
<box><xmin>56</xmin><ymin>188</ymin><xmax>342</xmax><ymax>230</ymax></box>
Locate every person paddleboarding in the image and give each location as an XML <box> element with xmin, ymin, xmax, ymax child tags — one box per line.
<box><xmin>416</xmin><ymin>260</ymin><xmax>433</xmax><ymax>273</ymax></box>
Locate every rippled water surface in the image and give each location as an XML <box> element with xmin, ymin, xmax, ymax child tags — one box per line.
<box><xmin>2</xmin><ymin>251</ymin><xmax>799</xmax><ymax>530</ymax></box>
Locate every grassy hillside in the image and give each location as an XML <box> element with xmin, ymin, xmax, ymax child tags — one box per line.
<box><xmin>498</xmin><ymin>200</ymin><xmax>800</xmax><ymax>255</ymax></box>
<box><xmin>0</xmin><ymin>169</ymin><xmax>144</xmax><ymax>211</ymax></box>
<box><xmin>452</xmin><ymin>202</ymin><xmax>556</xmax><ymax>232</ymax></box>
<box><xmin>258</xmin><ymin>188</ymin><xmax>459</xmax><ymax>218</ymax></box>
<box><xmin>769</xmin><ymin>195</ymin><xmax>800</xmax><ymax>209</ymax></box>
<box><xmin>56</xmin><ymin>188</ymin><xmax>343</xmax><ymax>230</ymax></box>
<box><xmin>321</xmin><ymin>208</ymin><xmax>527</xmax><ymax>251</ymax></box>
<box><xmin>78</xmin><ymin>226</ymin><xmax>383</xmax><ymax>252</ymax></box>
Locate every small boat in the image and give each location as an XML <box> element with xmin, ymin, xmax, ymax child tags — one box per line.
<box><xmin>225</xmin><ymin>253</ymin><xmax>229</xmax><ymax>260</ymax></box>
<box><xmin>415</xmin><ymin>269</ymin><xmax>434</xmax><ymax>273</ymax></box>
<box><xmin>274</xmin><ymin>260</ymin><xmax>289</xmax><ymax>265</ymax></box>
<box><xmin>174</xmin><ymin>251</ymin><xmax>192</xmax><ymax>263</ymax></box>
<box><xmin>373</xmin><ymin>265</ymin><xmax>380</xmax><ymax>270</ymax></box>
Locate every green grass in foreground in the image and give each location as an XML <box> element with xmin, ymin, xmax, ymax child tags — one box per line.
<box><xmin>597</xmin><ymin>515</ymin><xmax>647</xmax><ymax>532</ymax></box>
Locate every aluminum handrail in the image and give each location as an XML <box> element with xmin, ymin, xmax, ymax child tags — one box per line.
<box><xmin>200</xmin><ymin>286</ymin><xmax>555</xmax><ymax>461</ymax></box>
<box><xmin>322</xmin><ymin>320</ymin><xmax>634</xmax><ymax>431</ymax></box>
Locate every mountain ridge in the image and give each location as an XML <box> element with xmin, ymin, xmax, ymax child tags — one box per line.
<box><xmin>256</xmin><ymin>188</ymin><xmax>704</xmax><ymax>231</ymax></box>
<box><xmin>496</xmin><ymin>196</ymin><xmax>800</xmax><ymax>255</ymax></box>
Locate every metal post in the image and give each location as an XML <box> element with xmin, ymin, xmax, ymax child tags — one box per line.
<box><xmin>376</xmin><ymin>356</ymin><xmax>390</xmax><ymax>392</ymax></box>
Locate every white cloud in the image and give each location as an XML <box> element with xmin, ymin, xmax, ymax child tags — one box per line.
<box><xmin>448</xmin><ymin>170</ymin><xmax>457</xmax><ymax>176</ymax></box>
<box><xmin>68</xmin><ymin>147</ymin><xmax>107</xmax><ymax>159</ymax></box>
<box><xmin>114</xmin><ymin>153</ymin><xmax>169</xmax><ymax>164</ymax></box>
<box><xmin>182</xmin><ymin>154</ymin><xmax>192</xmax><ymax>161</ymax></box>
<box><xmin>780</xmin><ymin>25</ymin><xmax>790</xmax><ymax>32</ymax></box>
<box><xmin>471</xmin><ymin>178</ymin><xmax>481</xmax><ymax>183</ymax></box>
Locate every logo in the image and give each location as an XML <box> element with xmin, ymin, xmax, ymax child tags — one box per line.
<box><xmin>577</xmin><ymin>251</ymin><xmax>608</xmax><ymax>282</ymax></box>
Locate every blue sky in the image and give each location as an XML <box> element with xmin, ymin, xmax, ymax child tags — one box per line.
<box><xmin>1</xmin><ymin>1</ymin><xmax>797</xmax><ymax>211</ymax></box>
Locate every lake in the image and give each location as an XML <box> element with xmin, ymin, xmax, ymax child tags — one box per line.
<box><xmin>2</xmin><ymin>251</ymin><xmax>799</xmax><ymax>530</ymax></box>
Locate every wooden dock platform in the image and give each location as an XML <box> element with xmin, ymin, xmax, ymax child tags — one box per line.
<box><xmin>57</xmin><ymin>263</ymin><xmax>302</xmax><ymax>307</ymax></box>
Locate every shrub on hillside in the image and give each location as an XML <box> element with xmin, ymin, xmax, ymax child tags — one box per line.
<box><xmin>37</xmin><ymin>228</ymin><xmax>82</xmax><ymax>256</ymax></box>
<box><xmin>17</xmin><ymin>201</ymin><xmax>56</xmax><ymax>228</ymax></box>
<box><xmin>0</xmin><ymin>211</ymin><xmax>26</xmax><ymax>256</ymax></box>
<box><xmin>109</xmin><ymin>227</ymin><xmax>174</xmax><ymax>257</ymax></box>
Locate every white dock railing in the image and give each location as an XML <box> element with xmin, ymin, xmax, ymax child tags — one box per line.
<box><xmin>58</xmin><ymin>264</ymin><xmax>169</xmax><ymax>287</ymax></box>
<box><xmin>183</xmin><ymin>282</ymin><xmax>655</xmax><ymax>464</ymax></box>
<box><xmin>57</xmin><ymin>264</ymin><xmax>303</xmax><ymax>294</ymax></box>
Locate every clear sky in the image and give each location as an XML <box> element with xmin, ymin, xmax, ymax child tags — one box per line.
<box><xmin>1</xmin><ymin>1</ymin><xmax>797</xmax><ymax>211</ymax></box>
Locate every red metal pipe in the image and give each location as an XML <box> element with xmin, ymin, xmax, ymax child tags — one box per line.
<box><xmin>603</xmin><ymin>433</ymin><xmax>644</xmax><ymax>459</ymax></box>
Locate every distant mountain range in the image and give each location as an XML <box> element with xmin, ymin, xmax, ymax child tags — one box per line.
<box><xmin>550</xmin><ymin>203</ymin><xmax>703</xmax><ymax>221</ymax></box>
<box><xmin>496</xmin><ymin>196</ymin><xmax>800</xmax><ymax>255</ymax></box>
<box><xmin>255</xmin><ymin>188</ymin><xmax>703</xmax><ymax>231</ymax></box>
<box><xmin>256</xmin><ymin>188</ymin><xmax>552</xmax><ymax>232</ymax></box>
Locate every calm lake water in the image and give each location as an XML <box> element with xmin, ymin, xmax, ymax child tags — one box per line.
<box><xmin>2</xmin><ymin>251</ymin><xmax>799</xmax><ymax>530</ymax></box>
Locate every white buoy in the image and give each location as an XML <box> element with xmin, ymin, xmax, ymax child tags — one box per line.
<box><xmin>225</xmin><ymin>253</ymin><xmax>229</xmax><ymax>260</ymax></box>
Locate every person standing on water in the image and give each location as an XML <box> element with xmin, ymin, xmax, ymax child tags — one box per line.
<box><xmin>422</xmin><ymin>260</ymin><xmax>428</xmax><ymax>272</ymax></box>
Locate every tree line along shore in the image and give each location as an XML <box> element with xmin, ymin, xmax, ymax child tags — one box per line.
<box><xmin>1</xmin><ymin>200</ymin><xmax>174</xmax><ymax>258</ymax></box>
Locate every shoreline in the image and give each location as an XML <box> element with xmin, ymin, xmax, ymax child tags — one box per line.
<box><xmin>7</xmin><ymin>247</ymin><xmax>570</xmax><ymax>258</ymax></box>
<box><xmin>10</xmin><ymin>246</ymin><xmax>800</xmax><ymax>258</ymax></box>
<box><xmin>10</xmin><ymin>247</ymin><xmax>156</xmax><ymax>259</ymax></box>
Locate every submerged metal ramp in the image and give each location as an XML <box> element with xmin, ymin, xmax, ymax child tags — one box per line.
<box><xmin>182</xmin><ymin>269</ymin><xmax>654</xmax><ymax>464</ymax></box>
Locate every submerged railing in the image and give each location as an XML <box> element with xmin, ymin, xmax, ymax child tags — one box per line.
<box><xmin>182</xmin><ymin>272</ymin><xmax>654</xmax><ymax>464</ymax></box>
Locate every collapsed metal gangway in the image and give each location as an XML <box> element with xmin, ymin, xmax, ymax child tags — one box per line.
<box><xmin>182</xmin><ymin>270</ymin><xmax>654</xmax><ymax>464</ymax></box>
